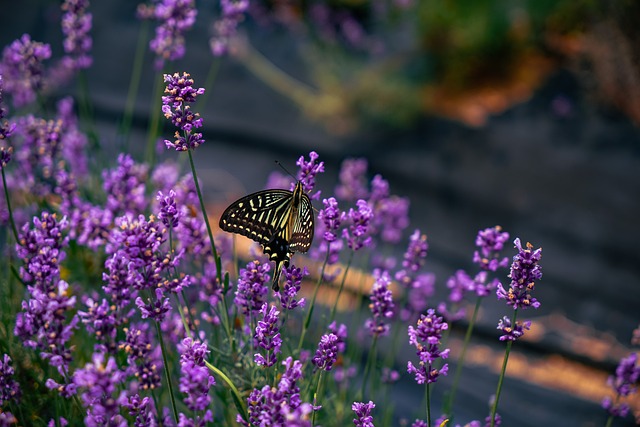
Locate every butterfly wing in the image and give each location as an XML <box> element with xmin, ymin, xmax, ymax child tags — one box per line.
<box><xmin>289</xmin><ymin>193</ymin><xmax>314</xmax><ymax>253</ymax></box>
<box><xmin>219</xmin><ymin>189</ymin><xmax>294</xmax><ymax>246</ymax></box>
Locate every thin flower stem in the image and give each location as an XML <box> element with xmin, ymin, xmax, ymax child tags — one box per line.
<box><xmin>154</xmin><ymin>320</ymin><xmax>179</xmax><ymax>423</ymax></box>
<box><xmin>119</xmin><ymin>19</ymin><xmax>150</xmax><ymax>146</ymax></box>
<box><xmin>311</xmin><ymin>370</ymin><xmax>325</xmax><ymax>426</ymax></box>
<box><xmin>360</xmin><ymin>334</ymin><xmax>379</xmax><ymax>399</ymax></box>
<box><xmin>145</xmin><ymin>72</ymin><xmax>165</xmax><ymax>166</ymax></box>
<box><xmin>187</xmin><ymin>150</ymin><xmax>234</xmax><ymax>347</ymax></box>
<box><xmin>426</xmin><ymin>381</ymin><xmax>432</xmax><ymax>427</ymax></box>
<box><xmin>604</xmin><ymin>415</ymin><xmax>613</xmax><ymax>427</ymax></box>
<box><xmin>444</xmin><ymin>296</ymin><xmax>482</xmax><ymax>418</ymax></box>
<box><xmin>490</xmin><ymin>309</ymin><xmax>518</xmax><ymax>427</ymax></box>
<box><xmin>205</xmin><ymin>360</ymin><xmax>248</xmax><ymax>422</ymax></box>
<box><xmin>329</xmin><ymin>249</ymin><xmax>354</xmax><ymax>323</ymax></box>
<box><xmin>1</xmin><ymin>167</ymin><xmax>19</xmax><ymax>243</ymax></box>
<box><xmin>297</xmin><ymin>249</ymin><xmax>330</xmax><ymax>352</ymax></box>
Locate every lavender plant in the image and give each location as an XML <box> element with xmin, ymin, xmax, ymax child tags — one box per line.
<box><xmin>0</xmin><ymin>2</ymin><xmax>633</xmax><ymax>427</ymax></box>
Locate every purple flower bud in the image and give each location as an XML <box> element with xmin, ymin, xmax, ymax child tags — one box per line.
<box><xmin>179</xmin><ymin>338</ymin><xmax>215</xmax><ymax>411</ymax></box>
<box><xmin>162</xmin><ymin>72</ymin><xmax>205</xmax><ymax>151</ymax></box>
<box><xmin>312</xmin><ymin>333</ymin><xmax>339</xmax><ymax>371</ymax></box>
<box><xmin>473</xmin><ymin>226</ymin><xmax>510</xmax><ymax>272</ymax></box>
<box><xmin>210</xmin><ymin>0</ymin><xmax>249</xmax><ymax>57</ymax></box>
<box><xmin>254</xmin><ymin>303</ymin><xmax>282</xmax><ymax>367</ymax></box>
<box><xmin>60</xmin><ymin>0</ymin><xmax>93</xmax><ymax>70</ymax></box>
<box><xmin>157</xmin><ymin>189</ymin><xmax>180</xmax><ymax>228</ymax></box>
<box><xmin>602</xmin><ymin>352</ymin><xmax>639</xmax><ymax>419</ymax></box>
<box><xmin>318</xmin><ymin>197</ymin><xmax>346</xmax><ymax>243</ymax></box>
<box><xmin>365</xmin><ymin>270</ymin><xmax>394</xmax><ymax>337</ymax></box>
<box><xmin>496</xmin><ymin>316</ymin><xmax>531</xmax><ymax>341</ymax></box>
<box><xmin>496</xmin><ymin>238</ymin><xmax>542</xmax><ymax>310</ymax></box>
<box><xmin>277</xmin><ymin>264</ymin><xmax>307</xmax><ymax>311</ymax></box>
<box><xmin>407</xmin><ymin>309</ymin><xmax>450</xmax><ymax>384</ymax></box>
<box><xmin>295</xmin><ymin>151</ymin><xmax>324</xmax><ymax>200</ymax></box>
<box><xmin>235</xmin><ymin>259</ymin><xmax>270</xmax><ymax>316</ymax></box>
<box><xmin>1</xmin><ymin>34</ymin><xmax>51</xmax><ymax>107</ymax></box>
<box><xmin>0</xmin><ymin>354</ymin><xmax>21</xmax><ymax>406</ymax></box>
<box><xmin>135</xmin><ymin>288</ymin><xmax>172</xmax><ymax>321</ymax></box>
<box><xmin>335</xmin><ymin>158</ymin><xmax>369</xmax><ymax>202</ymax></box>
<box><xmin>343</xmin><ymin>199</ymin><xmax>374</xmax><ymax>251</ymax></box>
<box><xmin>143</xmin><ymin>0</ymin><xmax>197</xmax><ymax>68</ymax></box>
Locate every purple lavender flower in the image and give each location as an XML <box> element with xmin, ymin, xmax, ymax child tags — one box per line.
<box><xmin>496</xmin><ymin>238</ymin><xmax>542</xmax><ymax>310</ymax></box>
<box><xmin>47</xmin><ymin>417</ymin><xmax>69</xmax><ymax>427</ymax></box>
<box><xmin>162</xmin><ymin>72</ymin><xmax>205</xmax><ymax>151</ymax></box>
<box><xmin>411</xmin><ymin>420</ymin><xmax>427</xmax><ymax>427</ymax></box>
<box><xmin>77</xmin><ymin>297</ymin><xmax>120</xmax><ymax>354</ymax></box>
<box><xmin>496</xmin><ymin>316</ymin><xmax>531</xmax><ymax>341</ymax></box>
<box><xmin>335</xmin><ymin>158</ymin><xmax>369</xmax><ymax>202</ymax></box>
<box><xmin>73</xmin><ymin>353</ymin><xmax>128</xmax><ymax>426</ymax></box>
<box><xmin>121</xmin><ymin>324</ymin><xmax>162</xmax><ymax>391</ymax></box>
<box><xmin>318</xmin><ymin>197</ymin><xmax>346</xmax><ymax>243</ymax></box>
<box><xmin>210</xmin><ymin>0</ymin><xmax>249</xmax><ymax>56</ymax></box>
<box><xmin>342</xmin><ymin>199</ymin><xmax>374</xmax><ymax>251</ymax></box>
<box><xmin>473</xmin><ymin>226</ymin><xmax>510</xmax><ymax>272</ymax></box>
<box><xmin>179</xmin><ymin>337</ymin><xmax>215</xmax><ymax>411</ymax></box>
<box><xmin>102</xmin><ymin>251</ymin><xmax>142</xmax><ymax>308</ymax></box>
<box><xmin>235</xmin><ymin>259</ymin><xmax>270</xmax><ymax>316</ymax></box>
<box><xmin>0</xmin><ymin>146</ymin><xmax>12</xmax><ymax>169</ymax></box>
<box><xmin>177</xmin><ymin>411</ymin><xmax>214</xmax><ymax>427</ymax></box>
<box><xmin>371</xmin><ymin>195</ymin><xmax>410</xmax><ymax>244</ymax></box>
<box><xmin>0</xmin><ymin>413</ymin><xmax>17</xmax><ymax>425</ymax></box>
<box><xmin>602</xmin><ymin>352</ymin><xmax>639</xmax><ymax>419</ymax></box>
<box><xmin>124</xmin><ymin>394</ymin><xmax>156</xmax><ymax>427</ymax></box>
<box><xmin>365</xmin><ymin>270</ymin><xmax>395</xmax><ymax>337</ymax></box>
<box><xmin>102</xmin><ymin>154</ymin><xmax>149</xmax><ymax>215</ymax></box>
<box><xmin>135</xmin><ymin>288</ymin><xmax>172</xmax><ymax>321</ymax></box>
<box><xmin>0</xmin><ymin>76</ymin><xmax>16</xmax><ymax>140</ymax></box>
<box><xmin>157</xmin><ymin>189</ymin><xmax>180</xmax><ymax>228</ymax></box>
<box><xmin>57</xmin><ymin>98</ymin><xmax>89</xmax><ymax>178</ymax></box>
<box><xmin>396</xmin><ymin>230</ymin><xmax>429</xmax><ymax>287</ymax></box>
<box><xmin>381</xmin><ymin>367</ymin><xmax>400</xmax><ymax>384</ymax></box>
<box><xmin>369</xmin><ymin>175</ymin><xmax>388</xmax><ymax>205</ymax></box>
<box><xmin>407</xmin><ymin>309</ymin><xmax>450</xmax><ymax>384</ymax></box>
<box><xmin>328</xmin><ymin>321</ymin><xmax>348</xmax><ymax>353</ymax></box>
<box><xmin>241</xmin><ymin>357</ymin><xmax>312</xmax><ymax>426</ymax></box>
<box><xmin>295</xmin><ymin>151</ymin><xmax>325</xmax><ymax>200</ymax></box>
<box><xmin>277</xmin><ymin>264</ymin><xmax>307</xmax><ymax>311</ymax></box>
<box><xmin>312</xmin><ymin>333</ymin><xmax>339</xmax><ymax>371</ymax></box>
<box><xmin>60</xmin><ymin>0</ymin><xmax>93</xmax><ymax>70</ymax></box>
<box><xmin>142</xmin><ymin>0</ymin><xmax>197</xmax><ymax>68</ymax></box>
<box><xmin>0</xmin><ymin>34</ymin><xmax>51</xmax><ymax>107</ymax></box>
<box><xmin>352</xmin><ymin>401</ymin><xmax>375</xmax><ymax>427</ymax></box>
<box><xmin>0</xmin><ymin>354</ymin><xmax>21</xmax><ymax>406</ymax></box>
<box><xmin>254</xmin><ymin>303</ymin><xmax>282</xmax><ymax>367</ymax></box>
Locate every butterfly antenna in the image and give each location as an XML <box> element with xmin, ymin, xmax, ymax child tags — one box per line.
<box><xmin>275</xmin><ymin>160</ymin><xmax>297</xmax><ymax>181</ymax></box>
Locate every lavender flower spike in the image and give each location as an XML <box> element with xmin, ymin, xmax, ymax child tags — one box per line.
<box><xmin>407</xmin><ymin>309</ymin><xmax>450</xmax><ymax>384</ymax></box>
<box><xmin>0</xmin><ymin>76</ymin><xmax>16</xmax><ymax>140</ymax></box>
<box><xmin>365</xmin><ymin>270</ymin><xmax>395</xmax><ymax>337</ymax></box>
<box><xmin>162</xmin><ymin>72</ymin><xmax>205</xmax><ymax>151</ymax></box>
<box><xmin>496</xmin><ymin>238</ymin><xmax>542</xmax><ymax>310</ymax></box>
<box><xmin>352</xmin><ymin>401</ymin><xmax>375</xmax><ymax>427</ymax></box>
<box><xmin>602</xmin><ymin>352</ymin><xmax>640</xmax><ymax>419</ymax></box>
<box><xmin>179</xmin><ymin>337</ymin><xmax>216</xmax><ymax>411</ymax></box>
<box><xmin>0</xmin><ymin>354</ymin><xmax>21</xmax><ymax>406</ymax></box>
<box><xmin>254</xmin><ymin>303</ymin><xmax>282</xmax><ymax>367</ymax></box>
<box><xmin>296</xmin><ymin>151</ymin><xmax>325</xmax><ymax>200</ymax></box>
<box><xmin>343</xmin><ymin>199</ymin><xmax>374</xmax><ymax>251</ymax></box>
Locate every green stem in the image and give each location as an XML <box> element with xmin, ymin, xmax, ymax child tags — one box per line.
<box><xmin>490</xmin><ymin>310</ymin><xmax>518</xmax><ymax>427</ymax></box>
<box><xmin>205</xmin><ymin>360</ymin><xmax>248</xmax><ymax>422</ymax></box>
<box><xmin>311</xmin><ymin>370</ymin><xmax>325</xmax><ymax>426</ymax></box>
<box><xmin>119</xmin><ymin>19</ymin><xmax>150</xmax><ymax>146</ymax></box>
<box><xmin>1</xmin><ymin>166</ymin><xmax>19</xmax><ymax>243</ymax></box>
<box><xmin>444</xmin><ymin>296</ymin><xmax>482</xmax><ymax>418</ymax></box>
<box><xmin>360</xmin><ymin>334</ymin><xmax>378</xmax><ymax>399</ymax></box>
<box><xmin>145</xmin><ymin>72</ymin><xmax>165</xmax><ymax>166</ymax></box>
<box><xmin>329</xmin><ymin>250</ymin><xmax>354</xmax><ymax>323</ymax></box>
<box><xmin>426</xmin><ymin>381</ymin><xmax>432</xmax><ymax>427</ymax></box>
<box><xmin>187</xmin><ymin>150</ymin><xmax>233</xmax><ymax>346</ymax></box>
<box><xmin>155</xmin><ymin>320</ymin><xmax>179</xmax><ymax>423</ymax></box>
<box><xmin>297</xmin><ymin>249</ymin><xmax>330</xmax><ymax>352</ymax></box>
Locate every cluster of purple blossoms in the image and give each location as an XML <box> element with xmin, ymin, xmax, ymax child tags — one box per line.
<box><xmin>123</xmin><ymin>394</ymin><xmax>155</xmax><ymax>427</ymax></box>
<box><xmin>343</xmin><ymin>199</ymin><xmax>374</xmax><ymax>251</ymax></box>
<box><xmin>496</xmin><ymin>238</ymin><xmax>542</xmax><ymax>311</ymax></box>
<box><xmin>135</xmin><ymin>288</ymin><xmax>172</xmax><ymax>322</ymax></box>
<box><xmin>496</xmin><ymin>315</ymin><xmax>531</xmax><ymax>341</ymax></box>
<box><xmin>0</xmin><ymin>34</ymin><xmax>51</xmax><ymax>107</ymax></box>
<box><xmin>254</xmin><ymin>303</ymin><xmax>282</xmax><ymax>367</ymax></box>
<box><xmin>295</xmin><ymin>151</ymin><xmax>325</xmax><ymax>199</ymax></box>
<box><xmin>473</xmin><ymin>226</ymin><xmax>510</xmax><ymax>272</ymax></box>
<box><xmin>335</xmin><ymin>158</ymin><xmax>369</xmax><ymax>202</ymax></box>
<box><xmin>162</xmin><ymin>72</ymin><xmax>205</xmax><ymax>151</ymax></box>
<box><xmin>240</xmin><ymin>357</ymin><xmax>313</xmax><ymax>426</ymax></box>
<box><xmin>210</xmin><ymin>0</ymin><xmax>249</xmax><ymax>56</ymax></box>
<box><xmin>0</xmin><ymin>354</ymin><xmax>21</xmax><ymax>406</ymax></box>
<box><xmin>352</xmin><ymin>400</ymin><xmax>375</xmax><ymax>427</ymax></box>
<box><xmin>395</xmin><ymin>230</ymin><xmax>435</xmax><ymax>320</ymax></box>
<box><xmin>120</xmin><ymin>324</ymin><xmax>162</xmax><ymax>391</ymax></box>
<box><xmin>157</xmin><ymin>189</ymin><xmax>180</xmax><ymax>228</ymax></box>
<box><xmin>0</xmin><ymin>76</ymin><xmax>16</xmax><ymax>140</ymax></box>
<box><xmin>56</xmin><ymin>98</ymin><xmax>89</xmax><ymax>178</ymax></box>
<box><xmin>141</xmin><ymin>0</ymin><xmax>197</xmax><ymax>68</ymax></box>
<box><xmin>365</xmin><ymin>270</ymin><xmax>395</xmax><ymax>337</ymax></box>
<box><xmin>60</xmin><ymin>0</ymin><xmax>93</xmax><ymax>70</ymax></box>
<box><xmin>235</xmin><ymin>259</ymin><xmax>270</xmax><ymax>316</ymax></box>
<box><xmin>277</xmin><ymin>264</ymin><xmax>307</xmax><ymax>310</ymax></box>
<box><xmin>78</xmin><ymin>297</ymin><xmax>123</xmax><ymax>354</ymax></box>
<box><xmin>602</xmin><ymin>352</ymin><xmax>640</xmax><ymax>419</ymax></box>
<box><xmin>318</xmin><ymin>197</ymin><xmax>346</xmax><ymax>243</ymax></box>
<box><xmin>178</xmin><ymin>338</ymin><xmax>215</xmax><ymax>414</ymax></box>
<box><xmin>73</xmin><ymin>353</ymin><xmax>128</xmax><ymax>426</ymax></box>
<box><xmin>407</xmin><ymin>309</ymin><xmax>450</xmax><ymax>384</ymax></box>
<box><xmin>312</xmin><ymin>334</ymin><xmax>339</xmax><ymax>371</ymax></box>
<box><xmin>437</xmin><ymin>270</ymin><xmax>470</xmax><ymax>322</ymax></box>
<box><xmin>102</xmin><ymin>153</ymin><xmax>149</xmax><ymax>216</ymax></box>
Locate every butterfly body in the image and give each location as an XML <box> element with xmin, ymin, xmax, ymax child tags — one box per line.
<box><xmin>219</xmin><ymin>181</ymin><xmax>314</xmax><ymax>291</ymax></box>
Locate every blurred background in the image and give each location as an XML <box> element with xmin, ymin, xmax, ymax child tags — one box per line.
<box><xmin>1</xmin><ymin>0</ymin><xmax>640</xmax><ymax>425</ymax></box>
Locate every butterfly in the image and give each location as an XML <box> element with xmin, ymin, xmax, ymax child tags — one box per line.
<box><xmin>219</xmin><ymin>180</ymin><xmax>314</xmax><ymax>291</ymax></box>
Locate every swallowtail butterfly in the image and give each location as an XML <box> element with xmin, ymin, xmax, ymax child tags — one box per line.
<box><xmin>219</xmin><ymin>180</ymin><xmax>314</xmax><ymax>291</ymax></box>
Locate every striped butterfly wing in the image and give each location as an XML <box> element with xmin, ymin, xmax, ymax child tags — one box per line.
<box><xmin>219</xmin><ymin>189</ymin><xmax>294</xmax><ymax>247</ymax></box>
<box><xmin>289</xmin><ymin>193</ymin><xmax>314</xmax><ymax>253</ymax></box>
